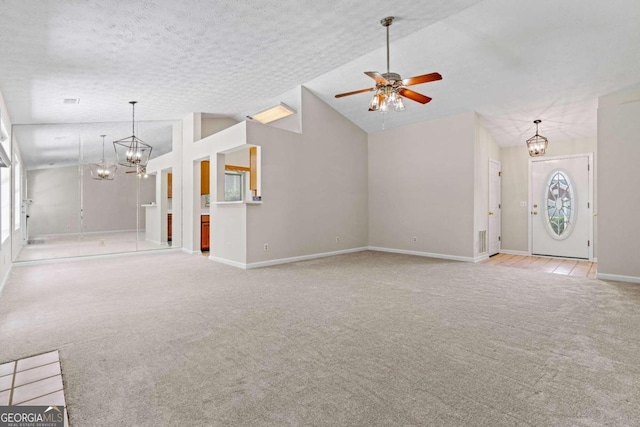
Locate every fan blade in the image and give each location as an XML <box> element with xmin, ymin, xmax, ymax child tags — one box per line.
<box><xmin>364</xmin><ymin>71</ymin><xmax>389</xmax><ymax>85</ymax></box>
<box><xmin>335</xmin><ymin>87</ymin><xmax>375</xmax><ymax>98</ymax></box>
<box><xmin>401</xmin><ymin>72</ymin><xmax>442</xmax><ymax>87</ymax></box>
<box><xmin>399</xmin><ymin>88</ymin><xmax>432</xmax><ymax>104</ymax></box>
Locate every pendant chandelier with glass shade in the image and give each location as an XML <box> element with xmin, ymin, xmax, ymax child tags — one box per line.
<box><xmin>526</xmin><ymin>119</ymin><xmax>549</xmax><ymax>157</ymax></box>
<box><xmin>90</xmin><ymin>135</ymin><xmax>117</xmax><ymax>180</ymax></box>
<box><xmin>113</xmin><ymin>101</ymin><xmax>152</xmax><ymax>167</ymax></box>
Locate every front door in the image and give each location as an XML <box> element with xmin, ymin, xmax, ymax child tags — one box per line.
<box><xmin>531</xmin><ymin>155</ymin><xmax>591</xmax><ymax>259</ymax></box>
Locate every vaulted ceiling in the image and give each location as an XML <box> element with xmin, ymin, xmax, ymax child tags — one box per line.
<box><xmin>2</xmin><ymin>0</ymin><xmax>640</xmax><ymax>155</ymax></box>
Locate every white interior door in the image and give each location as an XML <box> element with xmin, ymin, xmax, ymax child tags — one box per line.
<box><xmin>488</xmin><ymin>159</ymin><xmax>501</xmax><ymax>256</ymax></box>
<box><xmin>531</xmin><ymin>155</ymin><xmax>591</xmax><ymax>259</ymax></box>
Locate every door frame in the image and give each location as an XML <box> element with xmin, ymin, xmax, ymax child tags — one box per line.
<box><xmin>528</xmin><ymin>153</ymin><xmax>594</xmax><ymax>261</ymax></box>
<box><xmin>488</xmin><ymin>158</ymin><xmax>501</xmax><ymax>256</ymax></box>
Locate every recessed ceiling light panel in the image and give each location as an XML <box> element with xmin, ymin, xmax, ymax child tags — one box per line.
<box><xmin>63</xmin><ymin>98</ymin><xmax>80</xmax><ymax>105</ymax></box>
<box><xmin>249</xmin><ymin>103</ymin><xmax>295</xmax><ymax>124</ymax></box>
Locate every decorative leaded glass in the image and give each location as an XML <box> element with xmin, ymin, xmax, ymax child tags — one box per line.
<box><xmin>545</xmin><ymin>171</ymin><xmax>575</xmax><ymax>238</ymax></box>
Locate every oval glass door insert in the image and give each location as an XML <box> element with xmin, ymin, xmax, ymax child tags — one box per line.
<box><xmin>545</xmin><ymin>170</ymin><xmax>576</xmax><ymax>239</ymax></box>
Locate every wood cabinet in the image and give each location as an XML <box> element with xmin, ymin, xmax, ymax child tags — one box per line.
<box><xmin>167</xmin><ymin>214</ymin><xmax>172</xmax><ymax>242</ymax></box>
<box><xmin>201</xmin><ymin>160</ymin><xmax>210</xmax><ymax>195</ymax></box>
<box><xmin>201</xmin><ymin>215</ymin><xmax>210</xmax><ymax>251</ymax></box>
<box><xmin>167</xmin><ymin>173</ymin><xmax>173</xmax><ymax>199</ymax></box>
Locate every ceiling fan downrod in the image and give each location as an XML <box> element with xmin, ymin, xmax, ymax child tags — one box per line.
<box><xmin>381</xmin><ymin>16</ymin><xmax>394</xmax><ymax>75</ymax></box>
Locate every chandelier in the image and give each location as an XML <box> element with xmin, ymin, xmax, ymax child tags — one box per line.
<box><xmin>113</xmin><ymin>101</ymin><xmax>152</xmax><ymax>167</ymax></box>
<box><xmin>526</xmin><ymin>119</ymin><xmax>548</xmax><ymax>157</ymax></box>
<box><xmin>90</xmin><ymin>135</ymin><xmax>117</xmax><ymax>180</ymax></box>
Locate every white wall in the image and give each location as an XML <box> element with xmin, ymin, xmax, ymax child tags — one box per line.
<box><xmin>182</xmin><ymin>115</ymin><xmax>238</xmax><ymax>253</ymax></box>
<box><xmin>205</xmin><ymin>87</ymin><xmax>369</xmax><ymax>266</ymax></box>
<box><xmin>242</xmin><ymin>87</ymin><xmax>369</xmax><ymax>265</ymax></box>
<box><xmin>202</xmin><ymin>117</ymin><xmax>238</xmax><ymax>139</ymax></box>
<box><xmin>597</xmin><ymin>82</ymin><xmax>640</xmax><ymax>281</ymax></box>
<box><xmin>368</xmin><ymin>111</ymin><xmax>476</xmax><ymax>260</ymax></box>
<box><xmin>500</xmin><ymin>137</ymin><xmax>597</xmax><ymax>254</ymax></box>
<box><xmin>27</xmin><ymin>166</ymin><xmax>80</xmax><ymax>236</ymax></box>
<box><xmin>0</xmin><ymin>89</ymin><xmax>14</xmax><ymax>286</ymax></box>
<box><xmin>27</xmin><ymin>165</ymin><xmax>155</xmax><ymax>236</ymax></box>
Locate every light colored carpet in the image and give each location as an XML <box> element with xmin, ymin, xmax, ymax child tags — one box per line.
<box><xmin>0</xmin><ymin>251</ymin><xmax>638</xmax><ymax>426</ymax></box>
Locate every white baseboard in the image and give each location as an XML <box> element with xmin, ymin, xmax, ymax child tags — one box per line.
<box><xmin>145</xmin><ymin>239</ymin><xmax>168</xmax><ymax>246</ymax></box>
<box><xmin>208</xmin><ymin>255</ymin><xmax>248</xmax><ymax>269</ymax></box>
<box><xmin>368</xmin><ymin>246</ymin><xmax>475</xmax><ymax>263</ymax></box>
<box><xmin>596</xmin><ymin>273</ymin><xmax>640</xmax><ymax>284</ymax></box>
<box><xmin>474</xmin><ymin>254</ymin><xmax>490</xmax><ymax>263</ymax></box>
<box><xmin>182</xmin><ymin>248</ymin><xmax>202</xmax><ymax>255</ymax></box>
<box><xmin>499</xmin><ymin>249</ymin><xmax>530</xmax><ymax>256</ymax></box>
<box><xmin>246</xmin><ymin>247</ymin><xmax>369</xmax><ymax>269</ymax></box>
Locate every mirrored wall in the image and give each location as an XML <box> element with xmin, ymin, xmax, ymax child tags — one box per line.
<box><xmin>12</xmin><ymin>120</ymin><xmax>179</xmax><ymax>262</ymax></box>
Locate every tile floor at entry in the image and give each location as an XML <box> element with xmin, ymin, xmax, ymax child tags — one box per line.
<box><xmin>483</xmin><ymin>253</ymin><xmax>597</xmax><ymax>279</ymax></box>
<box><xmin>0</xmin><ymin>350</ymin><xmax>69</xmax><ymax>425</ymax></box>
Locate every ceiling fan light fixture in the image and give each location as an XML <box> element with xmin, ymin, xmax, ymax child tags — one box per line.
<box><xmin>368</xmin><ymin>93</ymin><xmax>380</xmax><ymax>111</ymax></box>
<box><xmin>526</xmin><ymin>119</ymin><xmax>548</xmax><ymax>157</ymax></box>
<box><xmin>250</xmin><ymin>103</ymin><xmax>295</xmax><ymax>124</ymax></box>
<box><xmin>334</xmin><ymin>16</ymin><xmax>442</xmax><ymax>115</ymax></box>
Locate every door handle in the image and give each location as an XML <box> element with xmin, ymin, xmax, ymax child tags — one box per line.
<box><xmin>532</xmin><ymin>211</ymin><xmax>538</xmax><ymax>215</ymax></box>
<box><xmin>489</xmin><ymin>211</ymin><xmax>494</xmax><ymax>216</ymax></box>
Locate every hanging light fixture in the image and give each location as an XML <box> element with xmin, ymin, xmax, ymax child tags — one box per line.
<box><xmin>526</xmin><ymin>119</ymin><xmax>548</xmax><ymax>157</ymax></box>
<box><xmin>90</xmin><ymin>135</ymin><xmax>117</xmax><ymax>180</ymax></box>
<box><xmin>113</xmin><ymin>101</ymin><xmax>152</xmax><ymax>167</ymax></box>
<box><xmin>334</xmin><ymin>16</ymin><xmax>442</xmax><ymax>113</ymax></box>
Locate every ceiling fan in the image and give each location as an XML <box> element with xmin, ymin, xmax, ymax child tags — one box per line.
<box><xmin>125</xmin><ymin>164</ymin><xmax>148</xmax><ymax>177</ymax></box>
<box><xmin>335</xmin><ymin>16</ymin><xmax>442</xmax><ymax>112</ymax></box>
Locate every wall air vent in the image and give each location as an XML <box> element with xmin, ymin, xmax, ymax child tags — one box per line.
<box><xmin>63</xmin><ymin>98</ymin><xmax>80</xmax><ymax>105</ymax></box>
<box><xmin>478</xmin><ymin>230</ymin><xmax>487</xmax><ymax>254</ymax></box>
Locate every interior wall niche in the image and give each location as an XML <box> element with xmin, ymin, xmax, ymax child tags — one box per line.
<box><xmin>12</xmin><ymin>120</ymin><xmax>178</xmax><ymax>262</ymax></box>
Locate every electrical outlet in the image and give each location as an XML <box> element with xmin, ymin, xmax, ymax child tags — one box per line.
<box><xmin>264</xmin><ymin>243</ymin><xmax>269</xmax><ymax>251</ymax></box>
<box><xmin>336</xmin><ymin>236</ymin><xmax>340</xmax><ymax>242</ymax></box>
<box><xmin>520</xmin><ymin>201</ymin><xmax>527</xmax><ymax>207</ymax></box>
<box><xmin>413</xmin><ymin>236</ymin><xmax>417</xmax><ymax>242</ymax></box>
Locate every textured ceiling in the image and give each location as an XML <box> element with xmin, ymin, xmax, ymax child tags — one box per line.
<box><xmin>2</xmin><ymin>0</ymin><xmax>640</xmax><ymax>153</ymax></box>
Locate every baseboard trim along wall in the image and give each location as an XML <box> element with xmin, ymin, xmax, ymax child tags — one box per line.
<box><xmin>182</xmin><ymin>248</ymin><xmax>202</xmax><ymax>255</ymax></box>
<box><xmin>596</xmin><ymin>273</ymin><xmax>640</xmax><ymax>284</ymax></box>
<box><xmin>368</xmin><ymin>246</ymin><xmax>476</xmax><ymax>263</ymax></box>
<box><xmin>499</xmin><ymin>249</ymin><xmax>530</xmax><ymax>256</ymax></box>
<box><xmin>474</xmin><ymin>254</ymin><xmax>490</xmax><ymax>263</ymax></box>
<box><xmin>209</xmin><ymin>247</ymin><xmax>369</xmax><ymax>270</ymax></box>
<box><xmin>208</xmin><ymin>255</ymin><xmax>247</xmax><ymax>269</ymax></box>
<box><xmin>246</xmin><ymin>247</ymin><xmax>369</xmax><ymax>269</ymax></box>
<box><xmin>209</xmin><ymin>246</ymin><xmax>485</xmax><ymax>270</ymax></box>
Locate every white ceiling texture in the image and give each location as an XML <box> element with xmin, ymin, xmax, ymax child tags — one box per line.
<box><xmin>2</xmin><ymin>0</ymin><xmax>640</xmax><ymax>167</ymax></box>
